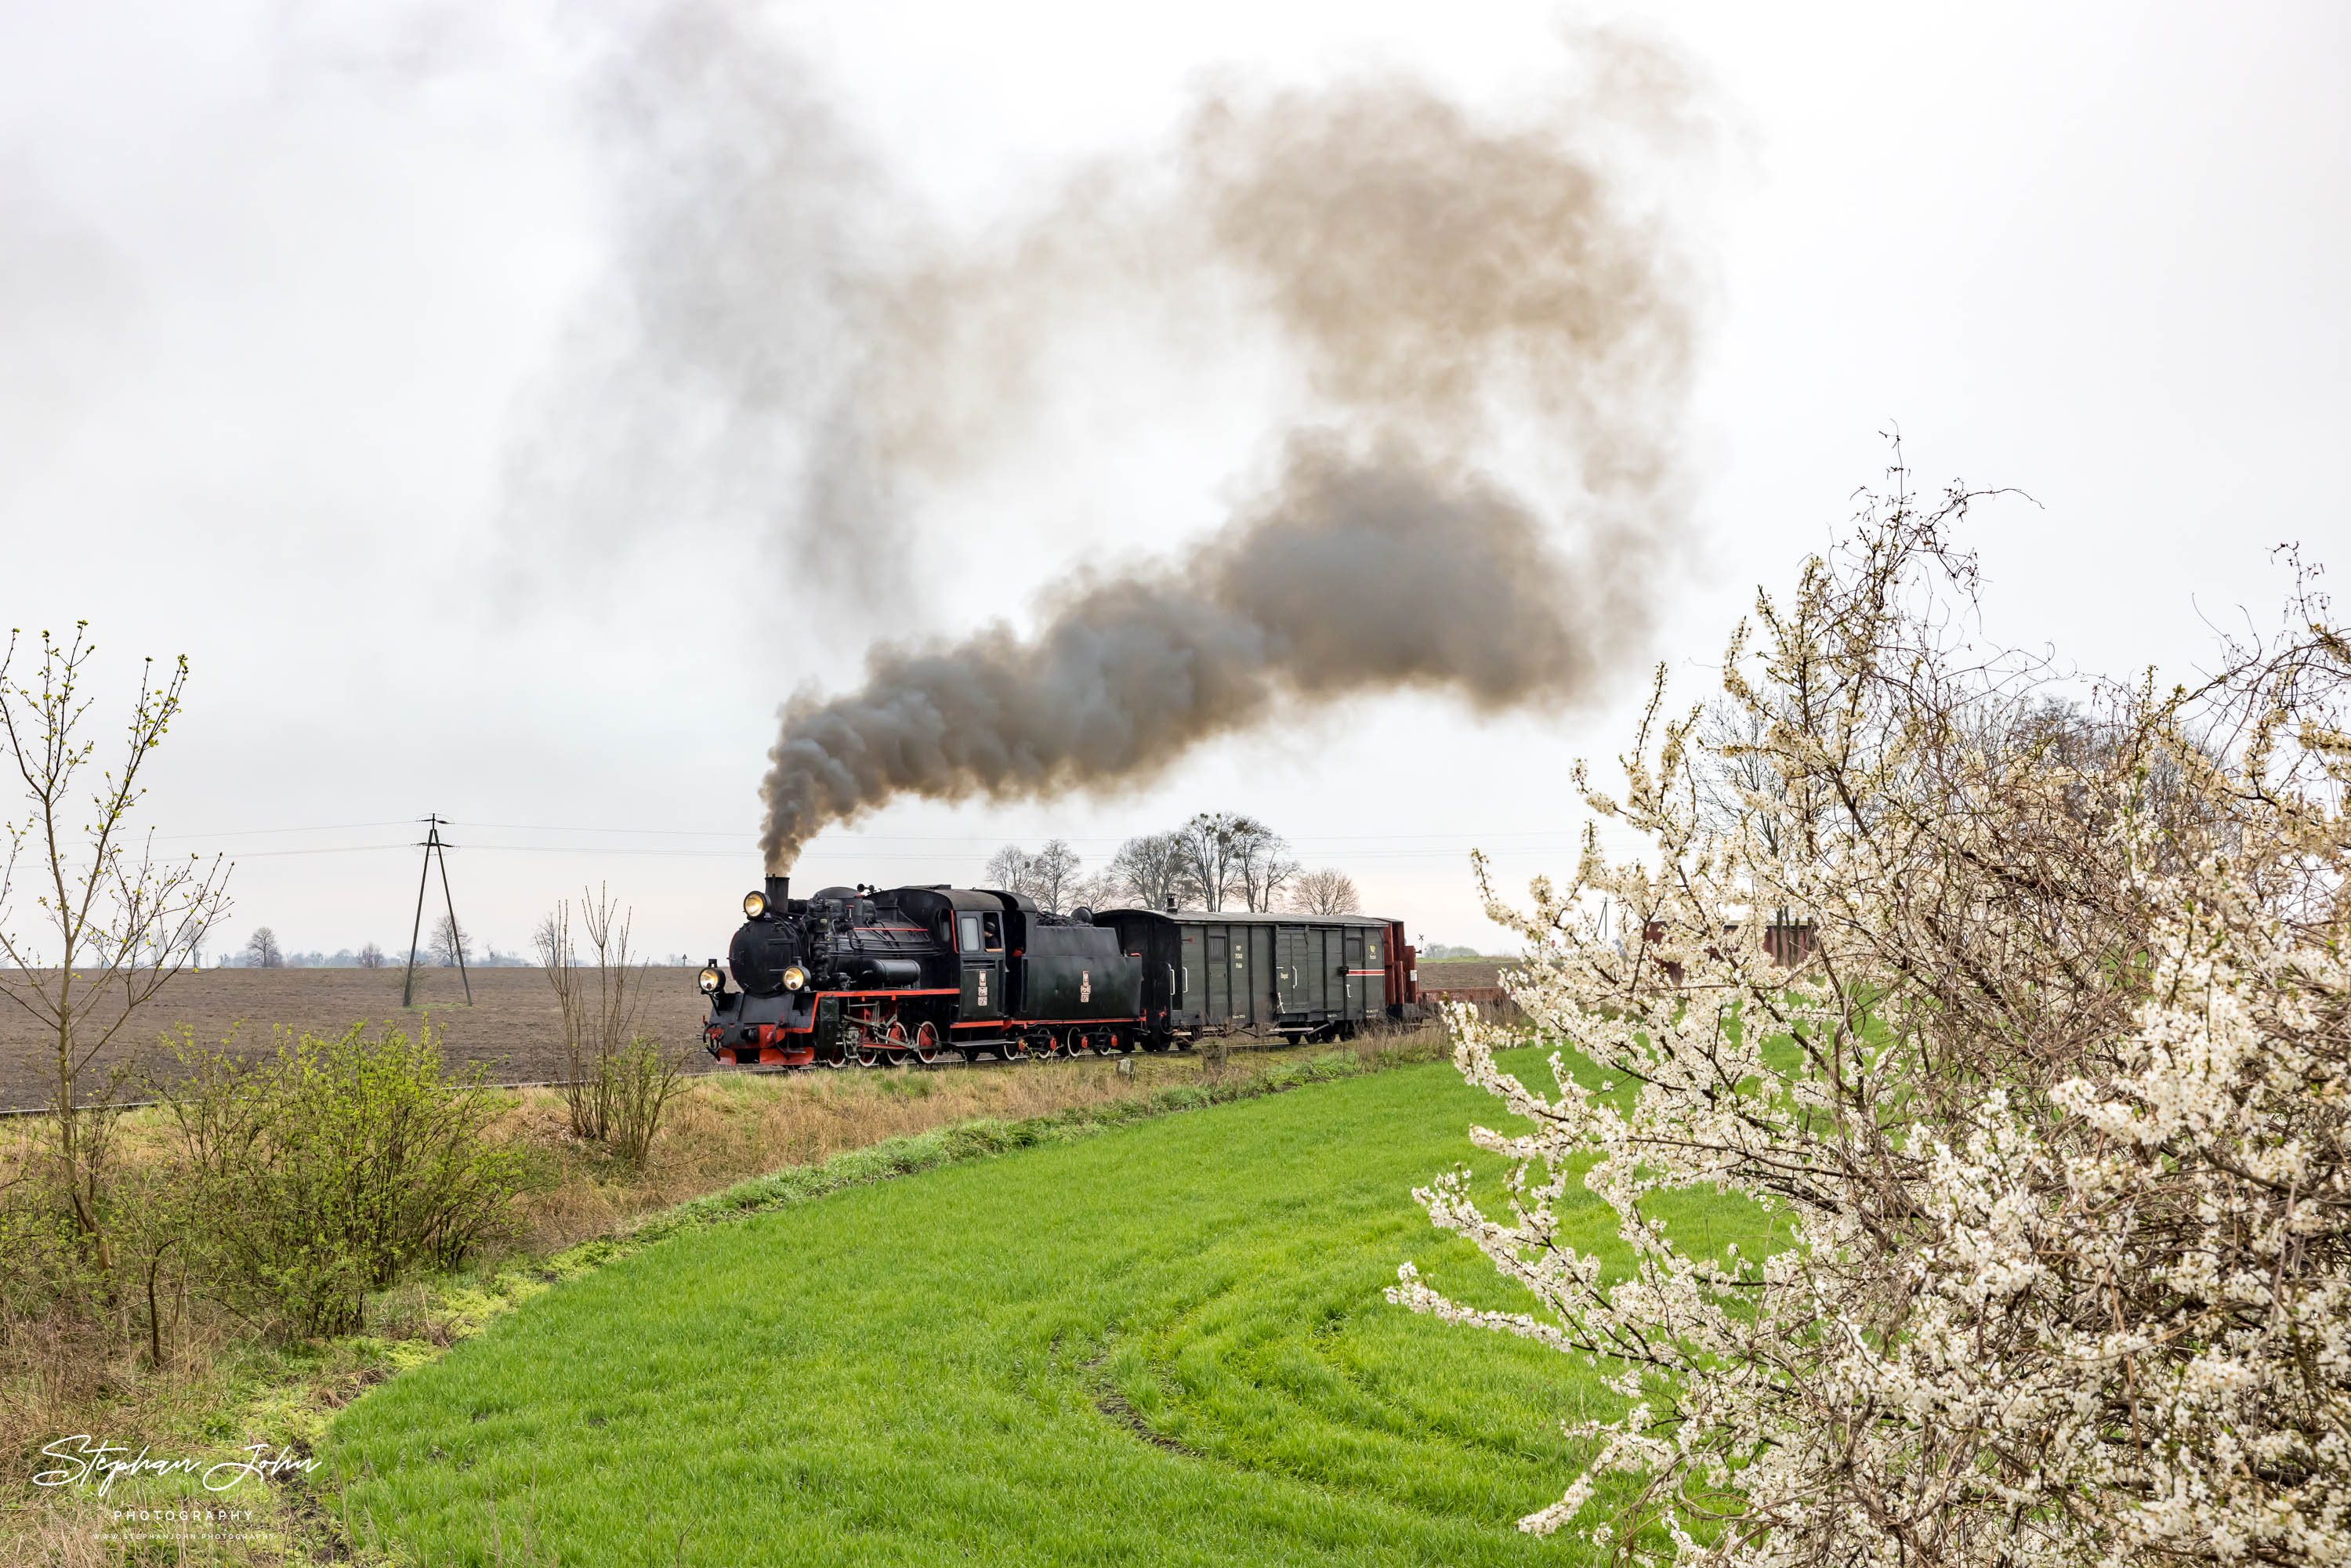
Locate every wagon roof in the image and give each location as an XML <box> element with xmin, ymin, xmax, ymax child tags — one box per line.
<box><xmin>1094</xmin><ymin>907</ymin><xmax>1394</xmax><ymax>929</ymax></box>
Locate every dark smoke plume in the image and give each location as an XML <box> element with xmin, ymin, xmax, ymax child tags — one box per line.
<box><xmin>759</xmin><ymin>46</ymin><xmax>1706</xmax><ymax>870</ymax></box>
<box><xmin>760</xmin><ymin>435</ymin><xmax>1656</xmax><ymax>867</ymax></box>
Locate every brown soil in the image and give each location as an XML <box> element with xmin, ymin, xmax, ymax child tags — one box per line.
<box><xmin>1417</xmin><ymin>959</ymin><xmax>1509</xmax><ymax>991</ymax></box>
<box><xmin>0</xmin><ymin>965</ymin><xmax>716</xmax><ymax>1111</ymax></box>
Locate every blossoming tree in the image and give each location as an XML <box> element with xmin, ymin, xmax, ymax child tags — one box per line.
<box><xmin>1393</xmin><ymin>473</ymin><xmax>2351</xmax><ymax>1565</ymax></box>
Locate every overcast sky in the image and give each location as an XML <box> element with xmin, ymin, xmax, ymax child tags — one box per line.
<box><xmin>2</xmin><ymin>0</ymin><xmax>2345</xmax><ymax>965</ymax></box>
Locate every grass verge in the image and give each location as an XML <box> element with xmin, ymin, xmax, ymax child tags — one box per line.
<box><xmin>322</xmin><ymin>1044</ymin><xmax>1765</xmax><ymax>1566</ymax></box>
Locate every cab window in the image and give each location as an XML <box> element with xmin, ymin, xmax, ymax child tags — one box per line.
<box><xmin>957</xmin><ymin>913</ymin><xmax>982</xmax><ymax>954</ymax></box>
<box><xmin>981</xmin><ymin>914</ymin><xmax>1003</xmax><ymax>952</ymax></box>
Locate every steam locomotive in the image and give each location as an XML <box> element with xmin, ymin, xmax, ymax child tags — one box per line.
<box><xmin>699</xmin><ymin>875</ymin><xmax>1419</xmax><ymax>1068</ymax></box>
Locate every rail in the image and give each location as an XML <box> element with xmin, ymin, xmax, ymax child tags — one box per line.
<box><xmin>0</xmin><ymin>1034</ymin><xmax>1343</xmax><ymax>1117</ymax></box>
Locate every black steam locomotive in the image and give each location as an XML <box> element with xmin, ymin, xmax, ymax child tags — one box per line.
<box><xmin>700</xmin><ymin>875</ymin><xmax>1418</xmax><ymax>1068</ymax></box>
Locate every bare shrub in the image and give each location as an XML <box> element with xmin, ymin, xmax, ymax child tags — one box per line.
<box><xmin>605</xmin><ymin>1037</ymin><xmax>686</xmax><ymax>1167</ymax></box>
<box><xmin>1396</xmin><ymin>467</ymin><xmax>2351</xmax><ymax>1565</ymax></box>
<box><xmin>0</xmin><ymin>626</ymin><xmax>230</xmax><ymax>1287</ymax></box>
<box><xmin>537</xmin><ymin>885</ymin><xmax>679</xmax><ymax>1164</ymax></box>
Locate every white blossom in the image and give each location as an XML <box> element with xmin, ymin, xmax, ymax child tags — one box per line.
<box><xmin>1393</xmin><ymin>486</ymin><xmax>2351</xmax><ymax>1566</ymax></box>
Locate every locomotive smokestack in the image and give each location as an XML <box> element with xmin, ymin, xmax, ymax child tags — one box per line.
<box><xmin>766</xmin><ymin>875</ymin><xmax>790</xmax><ymax>909</ymax></box>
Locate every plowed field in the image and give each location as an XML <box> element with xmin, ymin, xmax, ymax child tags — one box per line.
<box><xmin>0</xmin><ymin>966</ymin><xmax>714</xmax><ymax>1110</ymax></box>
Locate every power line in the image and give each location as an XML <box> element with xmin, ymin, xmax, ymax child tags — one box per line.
<box><xmin>149</xmin><ymin>819</ymin><xmax>415</xmax><ymax>841</ymax></box>
<box><xmin>205</xmin><ymin>843</ymin><xmax>415</xmax><ymax>859</ymax></box>
<box><xmin>445</xmin><ymin>820</ymin><xmax>744</xmax><ymax>837</ymax></box>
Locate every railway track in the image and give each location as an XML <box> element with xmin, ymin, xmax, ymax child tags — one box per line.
<box><xmin>0</xmin><ymin>1032</ymin><xmax>1327</xmax><ymax>1116</ymax></box>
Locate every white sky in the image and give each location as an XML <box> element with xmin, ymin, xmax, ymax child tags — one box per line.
<box><xmin>2</xmin><ymin>0</ymin><xmax>2345</xmax><ymax>963</ymax></box>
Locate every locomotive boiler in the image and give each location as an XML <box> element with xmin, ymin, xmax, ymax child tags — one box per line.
<box><xmin>699</xmin><ymin>875</ymin><xmax>1424</xmax><ymax>1068</ymax></box>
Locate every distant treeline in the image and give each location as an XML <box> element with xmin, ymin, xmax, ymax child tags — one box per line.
<box><xmin>984</xmin><ymin>812</ymin><xmax>1364</xmax><ymax>918</ymax></box>
<box><xmin>213</xmin><ymin>918</ymin><xmax>530</xmax><ymax>969</ymax></box>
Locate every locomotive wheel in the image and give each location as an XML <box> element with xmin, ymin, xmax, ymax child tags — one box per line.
<box><xmin>823</xmin><ymin>1043</ymin><xmax>851</xmax><ymax>1069</ymax></box>
<box><xmin>995</xmin><ymin>1038</ymin><xmax>1023</xmax><ymax>1062</ymax></box>
<box><xmin>885</xmin><ymin>1021</ymin><xmax>911</xmax><ymax>1066</ymax></box>
<box><xmin>856</xmin><ymin>1034</ymin><xmax>883</xmax><ymax>1068</ymax></box>
<box><xmin>912</xmin><ymin>1021</ymin><xmax>942</xmax><ymax>1065</ymax></box>
<box><xmin>1034</xmin><ymin>1030</ymin><xmax>1063</xmax><ymax>1061</ymax></box>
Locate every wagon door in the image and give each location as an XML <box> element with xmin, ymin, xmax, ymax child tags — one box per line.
<box><xmin>1343</xmin><ymin>928</ymin><xmax>1367</xmax><ymax>1019</ymax></box>
<box><xmin>1244</xmin><ymin>925</ymin><xmax>1270</xmax><ymax>1028</ymax></box>
<box><xmin>1275</xmin><ymin>925</ymin><xmax>1307</xmax><ymax>1014</ymax></box>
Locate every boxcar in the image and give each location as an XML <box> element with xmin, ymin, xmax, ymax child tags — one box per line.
<box><xmin>1092</xmin><ymin>909</ymin><xmax>1415</xmax><ymax>1041</ymax></box>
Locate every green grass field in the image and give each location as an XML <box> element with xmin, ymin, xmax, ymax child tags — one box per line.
<box><xmin>325</xmin><ymin>1050</ymin><xmax>1756</xmax><ymax>1566</ymax></box>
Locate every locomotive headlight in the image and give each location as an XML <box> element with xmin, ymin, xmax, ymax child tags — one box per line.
<box><xmin>781</xmin><ymin>965</ymin><xmax>808</xmax><ymax>991</ymax></box>
<box><xmin>697</xmin><ymin>965</ymin><xmax>723</xmax><ymax>995</ymax></box>
<box><xmin>742</xmin><ymin>890</ymin><xmax>767</xmax><ymax>920</ymax></box>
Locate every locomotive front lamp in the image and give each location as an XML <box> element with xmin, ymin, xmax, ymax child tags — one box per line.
<box><xmin>698</xmin><ymin>965</ymin><xmax>723</xmax><ymax>995</ymax></box>
<box><xmin>781</xmin><ymin>965</ymin><xmax>808</xmax><ymax>991</ymax></box>
<box><xmin>742</xmin><ymin>890</ymin><xmax>767</xmax><ymax>919</ymax></box>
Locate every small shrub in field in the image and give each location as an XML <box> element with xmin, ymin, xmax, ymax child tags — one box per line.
<box><xmin>603</xmin><ymin>1037</ymin><xmax>685</xmax><ymax>1167</ymax></box>
<box><xmin>538</xmin><ymin>884</ymin><xmax>670</xmax><ymax>1160</ymax></box>
<box><xmin>538</xmin><ymin>883</ymin><xmax>689</xmax><ymax>1166</ymax></box>
<box><xmin>165</xmin><ymin>1021</ymin><xmax>526</xmax><ymax>1335</ymax></box>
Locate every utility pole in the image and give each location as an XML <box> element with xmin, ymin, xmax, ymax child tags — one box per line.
<box><xmin>401</xmin><ymin>814</ymin><xmax>473</xmax><ymax>1009</ymax></box>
